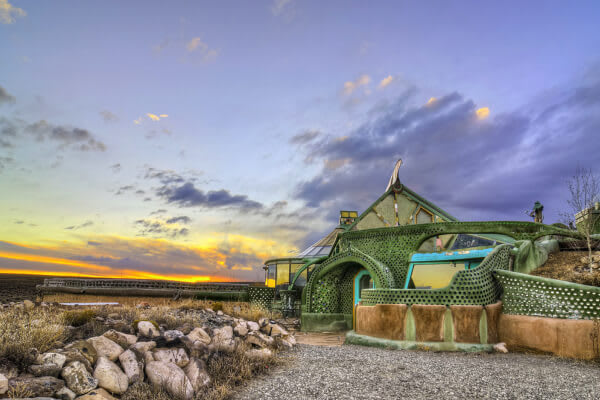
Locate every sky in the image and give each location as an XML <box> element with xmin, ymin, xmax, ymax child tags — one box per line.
<box><xmin>1</xmin><ymin>0</ymin><xmax>600</xmax><ymax>282</ymax></box>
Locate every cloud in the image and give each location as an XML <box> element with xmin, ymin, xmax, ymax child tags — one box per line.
<box><xmin>150</xmin><ymin>209</ymin><xmax>167</xmax><ymax>215</ymax></box>
<box><xmin>185</xmin><ymin>37</ymin><xmax>218</xmax><ymax>62</ymax></box>
<box><xmin>115</xmin><ymin>185</ymin><xmax>135</xmax><ymax>195</ymax></box>
<box><xmin>134</xmin><ymin>218</ymin><xmax>190</xmax><ymax>239</ymax></box>
<box><xmin>0</xmin><ymin>0</ymin><xmax>26</xmax><ymax>24</ymax></box>
<box><xmin>157</xmin><ymin>182</ymin><xmax>264</xmax><ymax>212</ymax></box>
<box><xmin>110</xmin><ymin>163</ymin><xmax>121</xmax><ymax>173</ymax></box>
<box><xmin>343</xmin><ymin>74</ymin><xmax>371</xmax><ymax>96</ymax></box>
<box><xmin>0</xmin><ymin>85</ymin><xmax>16</xmax><ymax>105</ymax></box>
<box><xmin>290</xmin><ymin>130</ymin><xmax>320</xmax><ymax>144</ymax></box>
<box><xmin>476</xmin><ymin>107</ymin><xmax>490</xmax><ymax>119</ymax></box>
<box><xmin>271</xmin><ymin>0</ymin><xmax>293</xmax><ymax>17</ymax></box>
<box><xmin>165</xmin><ymin>216</ymin><xmax>192</xmax><ymax>224</ymax></box>
<box><xmin>65</xmin><ymin>220</ymin><xmax>94</xmax><ymax>230</ymax></box>
<box><xmin>0</xmin><ymin>117</ymin><xmax>106</xmax><ymax>151</ymax></box>
<box><xmin>100</xmin><ymin>110</ymin><xmax>119</xmax><ymax>122</ymax></box>
<box><xmin>379</xmin><ymin>75</ymin><xmax>394</xmax><ymax>89</ymax></box>
<box><xmin>292</xmin><ymin>71</ymin><xmax>600</xmax><ymax>224</ymax></box>
<box><xmin>0</xmin><ymin>155</ymin><xmax>14</xmax><ymax>171</ymax></box>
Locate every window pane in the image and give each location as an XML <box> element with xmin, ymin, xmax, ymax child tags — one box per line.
<box><xmin>409</xmin><ymin>263</ymin><xmax>465</xmax><ymax>289</ymax></box>
<box><xmin>266</xmin><ymin>264</ymin><xmax>276</xmax><ymax>288</ymax></box>
<box><xmin>276</xmin><ymin>262</ymin><xmax>290</xmax><ymax>286</ymax></box>
<box><xmin>416</xmin><ymin>209</ymin><xmax>433</xmax><ymax>224</ymax></box>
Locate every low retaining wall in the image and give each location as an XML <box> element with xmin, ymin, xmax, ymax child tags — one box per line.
<box><xmin>355</xmin><ymin>302</ymin><xmax>600</xmax><ymax>359</ymax></box>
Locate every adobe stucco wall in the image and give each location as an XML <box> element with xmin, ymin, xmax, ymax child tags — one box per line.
<box><xmin>355</xmin><ymin>303</ymin><xmax>600</xmax><ymax>359</ymax></box>
<box><xmin>498</xmin><ymin>314</ymin><xmax>600</xmax><ymax>359</ymax></box>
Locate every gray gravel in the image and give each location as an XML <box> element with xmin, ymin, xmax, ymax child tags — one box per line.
<box><xmin>233</xmin><ymin>344</ymin><xmax>600</xmax><ymax>400</ymax></box>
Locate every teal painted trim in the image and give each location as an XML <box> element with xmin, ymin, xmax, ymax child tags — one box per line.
<box><xmin>410</xmin><ymin>248</ymin><xmax>493</xmax><ymax>262</ymax></box>
<box><xmin>287</xmin><ymin>256</ymin><xmax>328</xmax><ymax>291</ymax></box>
<box><xmin>354</xmin><ymin>269</ymin><xmax>372</xmax><ymax>306</ymax></box>
<box><xmin>403</xmin><ymin>264</ymin><xmax>415</xmax><ymax>289</ymax></box>
<box><xmin>345</xmin><ymin>331</ymin><xmax>494</xmax><ymax>353</ymax></box>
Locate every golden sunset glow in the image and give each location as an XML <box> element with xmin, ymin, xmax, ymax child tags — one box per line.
<box><xmin>476</xmin><ymin>107</ymin><xmax>490</xmax><ymax>119</ymax></box>
<box><xmin>426</xmin><ymin>97</ymin><xmax>436</xmax><ymax>105</ymax></box>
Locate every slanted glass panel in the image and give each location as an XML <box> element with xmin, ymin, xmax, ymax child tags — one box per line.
<box><xmin>266</xmin><ymin>264</ymin><xmax>276</xmax><ymax>288</ymax></box>
<box><xmin>450</xmin><ymin>234</ymin><xmax>496</xmax><ymax>250</ymax></box>
<box><xmin>307</xmin><ymin>247</ymin><xmax>321</xmax><ymax>256</ymax></box>
<box><xmin>290</xmin><ymin>263</ymin><xmax>306</xmax><ymax>286</ymax></box>
<box><xmin>408</xmin><ymin>262</ymin><xmax>465</xmax><ymax>289</ymax></box>
<box><xmin>297</xmin><ymin>247</ymin><xmax>313</xmax><ymax>257</ymax></box>
<box><xmin>316</xmin><ymin>246</ymin><xmax>332</xmax><ymax>256</ymax></box>
<box><xmin>276</xmin><ymin>262</ymin><xmax>290</xmax><ymax>286</ymax></box>
<box><xmin>416</xmin><ymin>208</ymin><xmax>434</xmax><ymax>224</ymax></box>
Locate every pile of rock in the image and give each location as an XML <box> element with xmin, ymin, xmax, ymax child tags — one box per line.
<box><xmin>574</xmin><ymin>252</ymin><xmax>600</xmax><ymax>272</ymax></box>
<box><xmin>0</xmin><ymin>310</ymin><xmax>295</xmax><ymax>400</ymax></box>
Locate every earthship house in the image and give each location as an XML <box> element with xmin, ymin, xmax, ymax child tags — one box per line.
<box><xmin>262</xmin><ymin>160</ymin><xmax>600</xmax><ymax>359</ymax></box>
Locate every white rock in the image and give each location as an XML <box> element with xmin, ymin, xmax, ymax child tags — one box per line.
<box><xmin>118</xmin><ymin>349</ymin><xmax>144</xmax><ymax>384</ymax></box>
<box><xmin>262</xmin><ymin>323</ymin><xmax>288</xmax><ymax>337</ymax></box>
<box><xmin>187</xmin><ymin>327</ymin><xmax>211</xmax><ymax>345</ymax></box>
<box><xmin>493</xmin><ymin>342</ymin><xmax>509</xmax><ymax>353</ymax></box>
<box><xmin>56</xmin><ymin>386</ymin><xmax>77</xmax><ymax>400</ymax></box>
<box><xmin>285</xmin><ymin>335</ymin><xmax>297</xmax><ymax>345</ymax></box>
<box><xmin>246</xmin><ymin>331</ymin><xmax>274</xmax><ymax>348</ymax></box>
<box><xmin>212</xmin><ymin>325</ymin><xmax>236</xmax><ymax>352</ymax></box>
<box><xmin>137</xmin><ymin>321</ymin><xmax>160</xmax><ymax>338</ymax></box>
<box><xmin>246</xmin><ymin>321</ymin><xmax>260</xmax><ymax>331</ymax></box>
<box><xmin>131</xmin><ymin>340</ymin><xmax>156</xmax><ymax>354</ymax></box>
<box><xmin>217</xmin><ymin>310</ymin><xmax>224</xmax><ymax>316</ymax></box>
<box><xmin>39</xmin><ymin>352</ymin><xmax>67</xmax><ymax>368</ymax></box>
<box><xmin>184</xmin><ymin>358</ymin><xmax>211</xmax><ymax>392</ymax></box>
<box><xmin>0</xmin><ymin>372</ymin><xmax>7</xmax><ymax>395</ymax></box>
<box><xmin>102</xmin><ymin>329</ymin><xmax>137</xmax><ymax>348</ymax></box>
<box><xmin>245</xmin><ymin>348</ymin><xmax>272</xmax><ymax>360</ymax></box>
<box><xmin>87</xmin><ymin>336</ymin><xmax>123</xmax><ymax>362</ymax></box>
<box><xmin>23</xmin><ymin>299</ymin><xmax>35</xmax><ymax>310</ymax></box>
<box><xmin>76</xmin><ymin>387</ymin><xmax>118</xmax><ymax>400</ymax></box>
<box><xmin>234</xmin><ymin>324</ymin><xmax>248</xmax><ymax>337</ymax></box>
<box><xmin>153</xmin><ymin>347</ymin><xmax>190</xmax><ymax>368</ymax></box>
<box><xmin>143</xmin><ymin>351</ymin><xmax>155</xmax><ymax>364</ymax></box>
<box><xmin>145</xmin><ymin>361</ymin><xmax>194</xmax><ymax>400</ymax></box>
<box><xmin>164</xmin><ymin>330</ymin><xmax>184</xmax><ymax>343</ymax></box>
<box><xmin>61</xmin><ymin>361</ymin><xmax>98</xmax><ymax>395</ymax></box>
<box><xmin>94</xmin><ymin>356</ymin><xmax>129</xmax><ymax>395</ymax></box>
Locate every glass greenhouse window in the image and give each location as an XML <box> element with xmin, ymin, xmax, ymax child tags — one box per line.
<box><xmin>266</xmin><ymin>264</ymin><xmax>276</xmax><ymax>288</ymax></box>
<box><xmin>276</xmin><ymin>262</ymin><xmax>290</xmax><ymax>286</ymax></box>
<box><xmin>406</xmin><ymin>262</ymin><xmax>465</xmax><ymax>289</ymax></box>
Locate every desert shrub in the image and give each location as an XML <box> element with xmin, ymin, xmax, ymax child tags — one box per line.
<box><xmin>6</xmin><ymin>381</ymin><xmax>33</xmax><ymax>399</ymax></box>
<box><xmin>122</xmin><ymin>382</ymin><xmax>172</xmax><ymax>400</ymax></box>
<box><xmin>212</xmin><ymin>302</ymin><xmax>224</xmax><ymax>312</ymax></box>
<box><xmin>62</xmin><ymin>309</ymin><xmax>97</xmax><ymax>327</ymax></box>
<box><xmin>196</xmin><ymin>344</ymin><xmax>276</xmax><ymax>400</ymax></box>
<box><xmin>0</xmin><ymin>308</ymin><xmax>66</xmax><ymax>369</ymax></box>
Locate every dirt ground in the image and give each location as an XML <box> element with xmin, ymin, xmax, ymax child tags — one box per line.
<box><xmin>532</xmin><ymin>250</ymin><xmax>600</xmax><ymax>287</ymax></box>
<box><xmin>0</xmin><ymin>274</ymin><xmax>49</xmax><ymax>303</ymax></box>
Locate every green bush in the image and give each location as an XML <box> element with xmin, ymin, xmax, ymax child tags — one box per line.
<box><xmin>63</xmin><ymin>309</ymin><xmax>97</xmax><ymax>327</ymax></box>
<box><xmin>212</xmin><ymin>302</ymin><xmax>224</xmax><ymax>312</ymax></box>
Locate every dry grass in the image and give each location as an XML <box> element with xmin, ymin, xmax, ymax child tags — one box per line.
<box><xmin>0</xmin><ymin>308</ymin><xmax>66</xmax><ymax>369</ymax></box>
<box><xmin>6</xmin><ymin>381</ymin><xmax>33</xmax><ymax>399</ymax></box>
<box><xmin>121</xmin><ymin>382</ymin><xmax>172</xmax><ymax>400</ymax></box>
<box><xmin>196</xmin><ymin>344</ymin><xmax>277</xmax><ymax>400</ymax></box>
<box><xmin>533</xmin><ymin>251</ymin><xmax>600</xmax><ymax>287</ymax></box>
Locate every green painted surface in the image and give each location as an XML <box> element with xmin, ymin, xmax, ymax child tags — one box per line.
<box><xmin>405</xmin><ymin>307</ymin><xmax>416</xmax><ymax>341</ymax></box>
<box><xmin>479</xmin><ymin>311</ymin><xmax>488</xmax><ymax>344</ymax></box>
<box><xmin>443</xmin><ymin>308</ymin><xmax>453</xmax><ymax>342</ymax></box>
<box><xmin>301</xmin><ymin>312</ymin><xmax>352</xmax><ymax>332</ymax></box>
<box><xmin>345</xmin><ymin>331</ymin><xmax>494</xmax><ymax>353</ymax></box>
<box><xmin>495</xmin><ymin>269</ymin><xmax>600</xmax><ymax>319</ymax></box>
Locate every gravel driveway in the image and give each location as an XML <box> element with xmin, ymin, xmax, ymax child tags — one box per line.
<box><xmin>234</xmin><ymin>344</ymin><xmax>600</xmax><ymax>400</ymax></box>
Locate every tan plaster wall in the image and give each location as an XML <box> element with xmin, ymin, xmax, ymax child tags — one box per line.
<box><xmin>411</xmin><ymin>304</ymin><xmax>446</xmax><ymax>342</ymax></box>
<box><xmin>484</xmin><ymin>301</ymin><xmax>503</xmax><ymax>343</ymax></box>
<box><xmin>356</xmin><ymin>304</ymin><xmax>407</xmax><ymax>340</ymax></box>
<box><xmin>450</xmin><ymin>305</ymin><xmax>483</xmax><ymax>343</ymax></box>
<box><xmin>498</xmin><ymin>314</ymin><xmax>600</xmax><ymax>360</ymax></box>
<box><xmin>355</xmin><ymin>211</ymin><xmax>385</xmax><ymax>230</ymax></box>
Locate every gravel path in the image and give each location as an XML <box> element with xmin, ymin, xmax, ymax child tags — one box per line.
<box><xmin>234</xmin><ymin>344</ymin><xmax>600</xmax><ymax>400</ymax></box>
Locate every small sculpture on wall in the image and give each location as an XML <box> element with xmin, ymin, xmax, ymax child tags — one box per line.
<box><xmin>529</xmin><ymin>201</ymin><xmax>544</xmax><ymax>223</ymax></box>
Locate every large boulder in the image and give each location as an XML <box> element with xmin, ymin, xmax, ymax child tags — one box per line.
<box><xmin>261</xmin><ymin>322</ymin><xmax>289</xmax><ymax>337</ymax></box>
<box><xmin>76</xmin><ymin>387</ymin><xmax>118</xmax><ymax>400</ymax></box>
<box><xmin>145</xmin><ymin>361</ymin><xmax>194</xmax><ymax>400</ymax></box>
<box><xmin>180</xmin><ymin>336</ymin><xmax>209</xmax><ymax>359</ymax></box>
<box><xmin>57</xmin><ymin>347</ymin><xmax>94</xmax><ymax>373</ymax></box>
<box><xmin>64</xmin><ymin>340</ymin><xmax>97</xmax><ymax>365</ymax></box>
<box><xmin>137</xmin><ymin>321</ymin><xmax>160</xmax><ymax>338</ymax></box>
<box><xmin>184</xmin><ymin>358</ymin><xmax>211</xmax><ymax>392</ymax></box>
<box><xmin>163</xmin><ymin>330</ymin><xmax>184</xmax><ymax>343</ymax></box>
<box><xmin>87</xmin><ymin>336</ymin><xmax>123</xmax><ymax>362</ymax></box>
<box><xmin>29</xmin><ymin>352</ymin><xmax>67</xmax><ymax>377</ymax></box>
<box><xmin>153</xmin><ymin>348</ymin><xmax>189</xmax><ymax>368</ymax></box>
<box><xmin>0</xmin><ymin>373</ymin><xmax>7</xmax><ymax>395</ymax></box>
<box><xmin>131</xmin><ymin>340</ymin><xmax>156</xmax><ymax>357</ymax></box>
<box><xmin>61</xmin><ymin>361</ymin><xmax>98</xmax><ymax>395</ymax></box>
<box><xmin>212</xmin><ymin>325</ymin><xmax>235</xmax><ymax>352</ymax></box>
<box><xmin>8</xmin><ymin>376</ymin><xmax>64</xmax><ymax>397</ymax></box>
<box><xmin>246</xmin><ymin>331</ymin><xmax>274</xmax><ymax>348</ymax></box>
<box><xmin>118</xmin><ymin>349</ymin><xmax>144</xmax><ymax>384</ymax></box>
<box><xmin>234</xmin><ymin>324</ymin><xmax>248</xmax><ymax>337</ymax></box>
<box><xmin>246</xmin><ymin>321</ymin><xmax>260</xmax><ymax>332</ymax></box>
<box><xmin>102</xmin><ymin>329</ymin><xmax>137</xmax><ymax>348</ymax></box>
<box><xmin>94</xmin><ymin>356</ymin><xmax>128</xmax><ymax>395</ymax></box>
<box><xmin>56</xmin><ymin>386</ymin><xmax>77</xmax><ymax>400</ymax></box>
<box><xmin>245</xmin><ymin>348</ymin><xmax>273</xmax><ymax>360</ymax></box>
<box><xmin>187</xmin><ymin>327</ymin><xmax>211</xmax><ymax>345</ymax></box>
